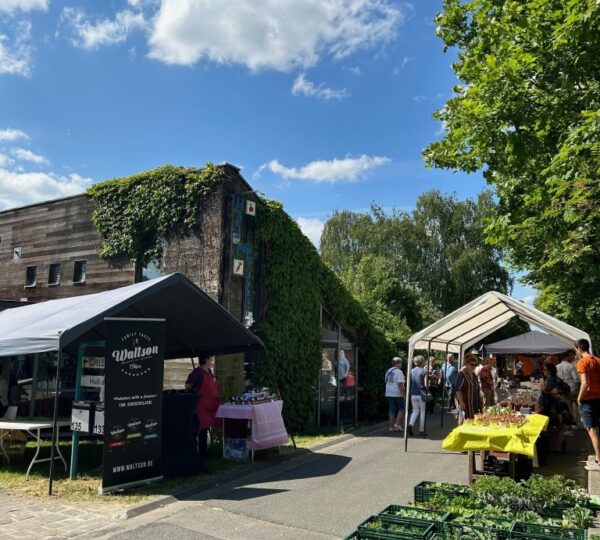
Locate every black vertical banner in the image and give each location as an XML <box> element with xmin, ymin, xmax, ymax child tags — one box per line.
<box><xmin>102</xmin><ymin>318</ymin><xmax>165</xmax><ymax>493</ymax></box>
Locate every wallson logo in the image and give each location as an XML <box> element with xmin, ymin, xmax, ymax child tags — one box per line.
<box><xmin>112</xmin><ymin>331</ymin><xmax>159</xmax><ymax>377</ymax></box>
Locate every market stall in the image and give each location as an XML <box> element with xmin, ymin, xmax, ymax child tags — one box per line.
<box><xmin>0</xmin><ymin>272</ymin><xmax>266</xmax><ymax>493</ymax></box>
<box><xmin>403</xmin><ymin>291</ymin><xmax>591</xmax><ymax>451</ymax></box>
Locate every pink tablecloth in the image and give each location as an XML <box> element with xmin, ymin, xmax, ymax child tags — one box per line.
<box><xmin>216</xmin><ymin>400</ymin><xmax>289</xmax><ymax>450</ymax></box>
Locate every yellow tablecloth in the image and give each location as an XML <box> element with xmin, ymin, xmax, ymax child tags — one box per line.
<box><xmin>441</xmin><ymin>414</ymin><xmax>549</xmax><ymax>457</ymax></box>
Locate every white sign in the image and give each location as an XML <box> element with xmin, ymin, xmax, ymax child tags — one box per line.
<box><xmin>246</xmin><ymin>200</ymin><xmax>256</xmax><ymax>216</ymax></box>
<box><xmin>83</xmin><ymin>357</ymin><xmax>105</xmax><ymax>369</ymax></box>
<box><xmin>71</xmin><ymin>406</ymin><xmax>91</xmax><ymax>432</ymax></box>
<box><xmin>233</xmin><ymin>258</ymin><xmax>244</xmax><ymax>276</ymax></box>
<box><xmin>81</xmin><ymin>375</ymin><xmax>105</xmax><ymax>388</ymax></box>
<box><xmin>93</xmin><ymin>408</ymin><xmax>104</xmax><ymax>435</ymax></box>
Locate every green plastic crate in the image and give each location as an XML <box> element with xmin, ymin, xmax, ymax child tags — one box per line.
<box><xmin>357</xmin><ymin>515</ymin><xmax>436</xmax><ymax>539</ymax></box>
<box><xmin>413</xmin><ymin>481</ymin><xmax>470</xmax><ymax>503</ymax></box>
<box><xmin>441</xmin><ymin>513</ymin><xmax>514</xmax><ymax>540</ymax></box>
<box><xmin>512</xmin><ymin>521</ymin><xmax>587</xmax><ymax>540</ymax></box>
<box><xmin>379</xmin><ymin>505</ymin><xmax>448</xmax><ymax>530</ymax></box>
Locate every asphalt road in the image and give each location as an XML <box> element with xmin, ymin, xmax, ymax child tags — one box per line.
<box><xmin>100</xmin><ymin>416</ymin><xmax>467</xmax><ymax>540</ymax></box>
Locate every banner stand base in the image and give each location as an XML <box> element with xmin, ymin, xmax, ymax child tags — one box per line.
<box><xmin>99</xmin><ymin>475</ymin><xmax>164</xmax><ymax>495</ymax></box>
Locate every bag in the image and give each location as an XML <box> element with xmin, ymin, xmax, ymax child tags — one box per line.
<box><xmin>420</xmin><ymin>388</ymin><xmax>434</xmax><ymax>402</ymax></box>
<box><xmin>556</xmin><ymin>377</ymin><xmax>571</xmax><ymax>396</ymax></box>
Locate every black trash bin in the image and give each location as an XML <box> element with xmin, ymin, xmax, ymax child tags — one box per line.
<box><xmin>162</xmin><ymin>390</ymin><xmax>203</xmax><ymax>477</ymax></box>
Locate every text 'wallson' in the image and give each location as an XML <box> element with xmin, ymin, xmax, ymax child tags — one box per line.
<box><xmin>112</xmin><ymin>346</ymin><xmax>159</xmax><ymax>362</ymax></box>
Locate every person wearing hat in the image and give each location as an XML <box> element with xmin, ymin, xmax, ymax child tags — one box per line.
<box><xmin>384</xmin><ymin>357</ymin><xmax>406</xmax><ymax>432</ymax></box>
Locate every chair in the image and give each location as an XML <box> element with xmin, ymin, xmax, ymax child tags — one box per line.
<box><xmin>2</xmin><ymin>406</ymin><xmax>17</xmax><ymax>420</ymax></box>
<box><xmin>0</xmin><ymin>406</ymin><xmax>19</xmax><ymax>464</ymax></box>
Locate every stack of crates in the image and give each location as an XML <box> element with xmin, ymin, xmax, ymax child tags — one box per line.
<box><xmin>343</xmin><ymin>480</ymin><xmax>589</xmax><ymax>540</ymax></box>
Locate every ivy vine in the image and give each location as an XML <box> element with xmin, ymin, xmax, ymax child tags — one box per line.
<box><xmin>255</xmin><ymin>200</ymin><xmax>394</xmax><ymax>430</ymax></box>
<box><xmin>87</xmin><ymin>163</ymin><xmax>225</xmax><ymax>265</ymax></box>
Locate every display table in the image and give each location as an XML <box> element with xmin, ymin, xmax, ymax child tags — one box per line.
<box><xmin>0</xmin><ymin>420</ymin><xmax>70</xmax><ymax>478</ymax></box>
<box><xmin>442</xmin><ymin>414</ymin><xmax>549</xmax><ymax>483</ymax></box>
<box><xmin>215</xmin><ymin>400</ymin><xmax>288</xmax><ymax>461</ymax></box>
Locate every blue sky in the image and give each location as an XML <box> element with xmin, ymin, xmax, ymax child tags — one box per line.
<box><xmin>0</xmin><ymin>0</ymin><xmax>535</xmax><ymax>302</ymax></box>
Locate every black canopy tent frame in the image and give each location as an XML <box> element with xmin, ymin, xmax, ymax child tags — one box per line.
<box><xmin>402</xmin><ymin>291</ymin><xmax>592</xmax><ymax>453</ymax></box>
<box><xmin>0</xmin><ymin>273</ymin><xmax>269</xmax><ymax>495</ymax></box>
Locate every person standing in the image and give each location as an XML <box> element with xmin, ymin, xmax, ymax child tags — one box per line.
<box><xmin>426</xmin><ymin>356</ymin><xmax>441</xmax><ymax>414</ymax></box>
<box><xmin>338</xmin><ymin>350</ymin><xmax>350</xmax><ymax>397</ymax></box>
<box><xmin>557</xmin><ymin>349</ymin><xmax>580</xmax><ymax>427</ymax></box>
<box><xmin>441</xmin><ymin>353</ymin><xmax>458</xmax><ymax>410</ymax></box>
<box><xmin>479</xmin><ymin>357</ymin><xmax>496</xmax><ymax>407</ymax></box>
<box><xmin>408</xmin><ymin>356</ymin><xmax>428</xmax><ymax>436</ymax></box>
<box><xmin>384</xmin><ymin>357</ymin><xmax>405</xmax><ymax>432</ymax></box>
<box><xmin>185</xmin><ymin>356</ymin><xmax>221</xmax><ymax>466</ymax></box>
<box><xmin>575</xmin><ymin>339</ymin><xmax>600</xmax><ymax>470</ymax></box>
<box><xmin>455</xmin><ymin>353</ymin><xmax>483</xmax><ymax>424</ymax></box>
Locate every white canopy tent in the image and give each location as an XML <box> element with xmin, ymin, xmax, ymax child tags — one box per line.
<box><xmin>486</xmin><ymin>330</ymin><xmax>573</xmax><ymax>355</ymax></box>
<box><xmin>403</xmin><ymin>291</ymin><xmax>591</xmax><ymax>450</ymax></box>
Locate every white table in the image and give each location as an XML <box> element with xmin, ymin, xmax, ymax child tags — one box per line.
<box><xmin>0</xmin><ymin>420</ymin><xmax>69</xmax><ymax>478</ymax></box>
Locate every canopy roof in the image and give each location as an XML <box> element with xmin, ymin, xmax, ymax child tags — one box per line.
<box><xmin>409</xmin><ymin>291</ymin><xmax>589</xmax><ymax>355</ymax></box>
<box><xmin>486</xmin><ymin>330</ymin><xmax>573</xmax><ymax>355</ymax></box>
<box><xmin>0</xmin><ymin>272</ymin><xmax>264</xmax><ymax>358</ymax></box>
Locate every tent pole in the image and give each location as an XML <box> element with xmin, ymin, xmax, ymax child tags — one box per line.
<box><xmin>424</xmin><ymin>346</ymin><xmax>431</xmax><ymax>436</ymax></box>
<box><xmin>404</xmin><ymin>346</ymin><xmax>414</xmax><ymax>452</ymax></box>
<box><xmin>441</xmin><ymin>343</ymin><xmax>450</xmax><ymax>428</ymax></box>
<box><xmin>49</xmin><ymin>350</ymin><xmax>63</xmax><ymax>496</ymax></box>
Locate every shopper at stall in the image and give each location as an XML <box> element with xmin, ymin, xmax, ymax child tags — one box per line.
<box><xmin>426</xmin><ymin>356</ymin><xmax>441</xmax><ymax>414</ymax></box>
<box><xmin>575</xmin><ymin>339</ymin><xmax>600</xmax><ymax>470</ymax></box>
<box><xmin>0</xmin><ymin>365</ymin><xmax>8</xmax><ymax>418</ymax></box>
<box><xmin>479</xmin><ymin>357</ymin><xmax>496</xmax><ymax>407</ymax></box>
<box><xmin>455</xmin><ymin>353</ymin><xmax>482</xmax><ymax>425</ymax></box>
<box><xmin>557</xmin><ymin>350</ymin><xmax>580</xmax><ymax>427</ymax></box>
<box><xmin>408</xmin><ymin>356</ymin><xmax>428</xmax><ymax>436</ymax></box>
<box><xmin>185</xmin><ymin>356</ymin><xmax>220</xmax><ymax>463</ymax></box>
<box><xmin>441</xmin><ymin>353</ymin><xmax>457</xmax><ymax>410</ymax></box>
<box><xmin>384</xmin><ymin>357</ymin><xmax>405</xmax><ymax>432</ymax></box>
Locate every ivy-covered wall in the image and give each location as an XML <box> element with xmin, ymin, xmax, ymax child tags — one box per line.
<box><xmin>255</xmin><ymin>200</ymin><xmax>395</xmax><ymax>431</ymax></box>
<box><xmin>87</xmin><ymin>164</ymin><xmax>394</xmax><ymax>431</ymax></box>
<box><xmin>88</xmin><ymin>164</ymin><xmax>225</xmax><ymax>265</ymax></box>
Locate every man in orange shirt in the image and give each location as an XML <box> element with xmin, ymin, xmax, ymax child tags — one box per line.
<box><xmin>576</xmin><ymin>338</ymin><xmax>600</xmax><ymax>470</ymax></box>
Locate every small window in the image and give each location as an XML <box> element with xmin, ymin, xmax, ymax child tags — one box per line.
<box><xmin>73</xmin><ymin>260</ymin><xmax>87</xmax><ymax>283</ymax></box>
<box><xmin>13</xmin><ymin>247</ymin><xmax>21</xmax><ymax>260</ymax></box>
<box><xmin>25</xmin><ymin>266</ymin><xmax>37</xmax><ymax>288</ymax></box>
<box><xmin>48</xmin><ymin>263</ymin><xmax>61</xmax><ymax>286</ymax></box>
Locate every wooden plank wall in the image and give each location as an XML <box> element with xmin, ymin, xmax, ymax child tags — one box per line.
<box><xmin>0</xmin><ymin>195</ymin><xmax>134</xmax><ymax>301</ymax></box>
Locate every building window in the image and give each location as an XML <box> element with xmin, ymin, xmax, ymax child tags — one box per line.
<box><xmin>13</xmin><ymin>247</ymin><xmax>21</xmax><ymax>260</ymax></box>
<box><xmin>48</xmin><ymin>263</ymin><xmax>61</xmax><ymax>286</ymax></box>
<box><xmin>73</xmin><ymin>260</ymin><xmax>87</xmax><ymax>284</ymax></box>
<box><xmin>25</xmin><ymin>266</ymin><xmax>37</xmax><ymax>288</ymax></box>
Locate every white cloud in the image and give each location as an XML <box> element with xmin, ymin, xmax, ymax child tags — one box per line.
<box><xmin>256</xmin><ymin>154</ymin><xmax>391</xmax><ymax>183</ymax></box>
<box><xmin>412</xmin><ymin>95</ymin><xmax>426</xmax><ymax>103</ymax></box>
<box><xmin>296</xmin><ymin>217</ymin><xmax>325</xmax><ymax>247</ymax></box>
<box><xmin>148</xmin><ymin>0</ymin><xmax>403</xmax><ymax>71</ymax></box>
<box><xmin>0</xmin><ymin>128</ymin><xmax>29</xmax><ymax>142</ymax></box>
<box><xmin>291</xmin><ymin>74</ymin><xmax>348</xmax><ymax>100</ymax></box>
<box><xmin>346</xmin><ymin>66</ymin><xmax>363</xmax><ymax>76</ymax></box>
<box><xmin>0</xmin><ymin>153</ymin><xmax>14</xmax><ymax>167</ymax></box>
<box><xmin>0</xmin><ymin>169</ymin><xmax>92</xmax><ymax>209</ymax></box>
<box><xmin>0</xmin><ymin>21</ymin><xmax>34</xmax><ymax>77</ymax></box>
<box><xmin>11</xmin><ymin>147</ymin><xmax>49</xmax><ymax>165</ymax></box>
<box><xmin>0</xmin><ymin>0</ymin><xmax>48</xmax><ymax>14</ymax></box>
<box><xmin>61</xmin><ymin>7</ymin><xmax>147</xmax><ymax>49</ymax></box>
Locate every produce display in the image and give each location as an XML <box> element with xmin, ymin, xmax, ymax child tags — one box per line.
<box><xmin>344</xmin><ymin>475</ymin><xmax>593</xmax><ymax>540</ymax></box>
<box><xmin>465</xmin><ymin>407</ymin><xmax>525</xmax><ymax>428</ymax></box>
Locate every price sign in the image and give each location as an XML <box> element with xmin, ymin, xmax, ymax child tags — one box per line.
<box><xmin>71</xmin><ymin>405</ymin><xmax>91</xmax><ymax>433</ymax></box>
<box><xmin>93</xmin><ymin>407</ymin><xmax>104</xmax><ymax>435</ymax></box>
<box><xmin>83</xmin><ymin>357</ymin><xmax>105</xmax><ymax>369</ymax></box>
<box><xmin>81</xmin><ymin>375</ymin><xmax>105</xmax><ymax>388</ymax></box>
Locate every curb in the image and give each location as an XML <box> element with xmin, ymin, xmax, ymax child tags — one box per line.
<box><xmin>117</xmin><ymin>422</ymin><xmax>387</xmax><ymax>519</ymax></box>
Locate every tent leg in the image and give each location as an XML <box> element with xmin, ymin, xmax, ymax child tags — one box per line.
<box><xmin>441</xmin><ymin>344</ymin><xmax>450</xmax><ymax>428</ymax></box>
<box><xmin>404</xmin><ymin>347</ymin><xmax>414</xmax><ymax>452</ymax></box>
<box><xmin>49</xmin><ymin>351</ymin><xmax>63</xmax><ymax>496</ymax></box>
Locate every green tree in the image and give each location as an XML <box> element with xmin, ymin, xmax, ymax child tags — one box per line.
<box><xmin>424</xmin><ymin>0</ymin><xmax>600</xmax><ymax>341</ymax></box>
<box><xmin>320</xmin><ymin>190</ymin><xmax>510</xmax><ymax>340</ymax></box>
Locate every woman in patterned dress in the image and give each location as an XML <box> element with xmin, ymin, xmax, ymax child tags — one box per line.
<box><xmin>455</xmin><ymin>352</ymin><xmax>483</xmax><ymax>424</ymax></box>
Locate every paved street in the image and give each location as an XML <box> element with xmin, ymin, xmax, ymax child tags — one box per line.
<box><xmin>0</xmin><ymin>416</ymin><xmax>468</xmax><ymax>539</ymax></box>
